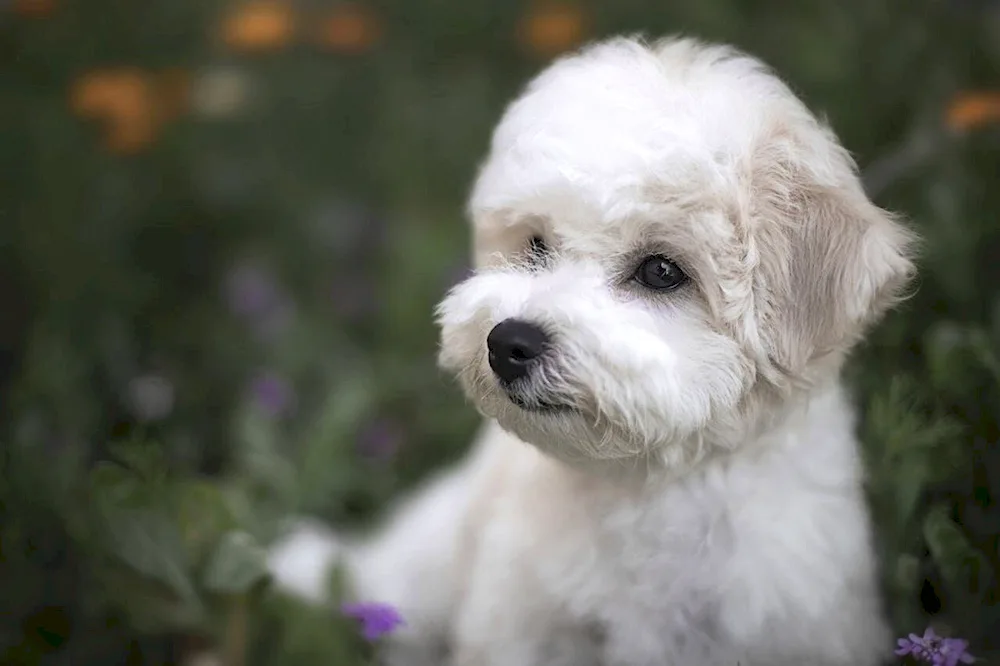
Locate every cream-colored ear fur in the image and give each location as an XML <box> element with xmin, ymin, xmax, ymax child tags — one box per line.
<box><xmin>768</xmin><ymin>184</ymin><xmax>918</xmax><ymax>377</ymax></box>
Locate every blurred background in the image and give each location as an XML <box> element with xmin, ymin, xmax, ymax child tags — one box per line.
<box><xmin>2</xmin><ymin>0</ymin><xmax>1000</xmax><ymax>664</ymax></box>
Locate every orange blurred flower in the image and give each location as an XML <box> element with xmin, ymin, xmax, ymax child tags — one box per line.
<box><xmin>518</xmin><ymin>1</ymin><xmax>587</xmax><ymax>58</ymax></box>
<box><xmin>14</xmin><ymin>0</ymin><xmax>56</xmax><ymax>17</ymax></box>
<box><xmin>946</xmin><ymin>91</ymin><xmax>1000</xmax><ymax>133</ymax></box>
<box><xmin>316</xmin><ymin>3</ymin><xmax>382</xmax><ymax>54</ymax></box>
<box><xmin>70</xmin><ymin>68</ymin><xmax>191</xmax><ymax>154</ymax></box>
<box><xmin>221</xmin><ymin>1</ymin><xmax>295</xmax><ymax>52</ymax></box>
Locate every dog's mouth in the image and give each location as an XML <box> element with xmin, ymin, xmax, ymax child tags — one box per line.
<box><xmin>503</xmin><ymin>388</ymin><xmax>574</xmax><ymax>414</ymax></box>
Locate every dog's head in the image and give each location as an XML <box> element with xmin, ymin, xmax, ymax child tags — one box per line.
<box><xmin>437</xmin><ymin>37</ymin><xmax>917</xmax><ymax>472</ymax></box>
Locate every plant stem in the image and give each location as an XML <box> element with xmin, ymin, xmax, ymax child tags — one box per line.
<box><xmin>223</xmin><ymin>596</ymin><xmax>247</xmax><ymax>666</ymax></box>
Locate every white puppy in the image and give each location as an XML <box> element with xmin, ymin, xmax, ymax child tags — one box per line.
<box><xmin>269</xmin><ymin>36</ymin><xmax>918</xmax><ymax>666</ymax></box>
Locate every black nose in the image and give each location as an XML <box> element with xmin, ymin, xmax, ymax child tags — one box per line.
<box><xmin>487</xmin><ymin>319</ymin><xmax>550</xmax><ymax>384</ymax></box>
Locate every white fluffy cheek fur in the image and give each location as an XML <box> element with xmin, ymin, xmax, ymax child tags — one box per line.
<box><xmin>436</xmin><ymin>263</ymin><xmax>754</xmax><ymax>468</ymax></box>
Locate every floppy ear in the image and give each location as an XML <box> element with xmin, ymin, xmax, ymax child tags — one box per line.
<box><xmin>769</xmin><ymin>185</ymin><xmax>918</xmax><ymax>374</ymax></box>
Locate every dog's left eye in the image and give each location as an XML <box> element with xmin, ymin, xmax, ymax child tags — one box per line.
<box><xmin>525</xmin><ymin>235</ymin><xmax>550</xmax><ymax>263</ymax></box>
<box><xmin>633</xmin><ymin>255</ymin><xmax>688</xmax><ymax>291</ymax></box>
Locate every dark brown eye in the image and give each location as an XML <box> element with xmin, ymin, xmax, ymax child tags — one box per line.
<box><xmin>634</xmin><ymin>255</ymin><xmax>688</xmax><ymax>291</ymax></box>
<box><xmin>526</xmin><ymin>235</ymin><xmax>549</xmax><ymax>263</ymax></box>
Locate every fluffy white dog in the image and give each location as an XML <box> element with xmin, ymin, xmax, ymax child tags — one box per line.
<box><xmin>269</xmin><ymin>36</ymin><xmax>918</xmax><ymax>666</ymax></box>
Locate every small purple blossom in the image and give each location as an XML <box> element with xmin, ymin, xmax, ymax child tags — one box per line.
<box><xmin>357</xmin><ymin>419</ymin><xmax>404</xmax><ymax>461</ymax></box>
<box><xmin>249</xmin><ymin>372</ymin><xmax>295</xmax><ymax>418</ymax></box>
<box><xmin>223</xmin><ymin>262</ymin><xmax>295</xmax><ymax>341</ymax></box>
<box><xmin>340</xmin><ymin>601</ymin><xmax>404</xmax><ymax>641</ymax></box>
<box><xmin>896</xmin><ymin>626</ymin><xmax>975</xmax><ymax>666</ymax></box>
<box><xmin>224</xmin><ymin>263</ymin><xmax>281</xmax><ymax>318</ymax></box>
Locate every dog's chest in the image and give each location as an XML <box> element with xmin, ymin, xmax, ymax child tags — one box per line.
<box><xmin>498</xmin><ymin>439</ymin><xmax>842</xmax><ymax>664</ymax></box>
<box><xmin>460</xmin><ymin>390</ymin><xmax>877</xmax><ymax>664</ymax></box>
<box><xmin>548</xmin><ymin>477</ymin><xmax>736</xmax><ymax>662</ymax></box>
<box><xmin>509</xmin><ymin>445</ymin><xmax>866</xmax><ymax>663</ymax></box>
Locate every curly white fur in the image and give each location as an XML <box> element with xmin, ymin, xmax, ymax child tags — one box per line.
<box><xmin>269</xmin><ymin>35</ymin><xmax>917</xmax><ymax>666</ymax></box>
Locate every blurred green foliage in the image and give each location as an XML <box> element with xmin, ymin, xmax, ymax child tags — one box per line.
<box><xmin>1</xmin><ymin>0</ymin><xmax>1000</xmax><ymax>664</ymax></box>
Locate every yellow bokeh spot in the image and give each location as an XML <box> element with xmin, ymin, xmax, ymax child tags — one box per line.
<box><xmin>221</xmin><ymin>1</ymin><xmax>295</xmax><ymax>52</ymax></box>
<box><xmin>519</xmin><ymin>1</ymin><xmax>587</xmax><ymax>58</ymax></box>
<box><xmin>316</xmin><ymin>3</ymin><xmax>382</xmax><ymax>54</ymax></box>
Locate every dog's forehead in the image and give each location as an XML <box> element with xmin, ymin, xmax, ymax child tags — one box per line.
<box><xmin>468</xmin><ymin>39</ymin><xmax>794</xmax><ymax>225</ymax></box>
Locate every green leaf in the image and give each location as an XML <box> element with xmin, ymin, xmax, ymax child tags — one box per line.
<box><xmin>327</xmin><ymin>561</ymin><xmax>351</xmax><ymax>603</ymax></box>
<box><xmin>862</xmin><ymin>377</ymin><xmax>965</xmax><ymax>540</ymax></box>
<box><xmin>96</xmin><ymin>504</ymin><xmax>199</xmax><ymax>607</ymax></box>
<box><xmin>889</xmin><ymin>456</ymin><xmax>929</xmax><ymax>542</ymax></box>
<box><xmin>89</xmin><ymin>461</ymin><xmax>145</xmax><ymax>507</ymax></box>
<box><xmin>94</xmin><ymin>565</ymin><xmax>208</xmax><ymax>634</ymax></box>
<box><xmin>892</xmin><ymin>553</ymin><xmax>922</xmax><ymax>596</ymax></box>
<box><xmin>923</xmin><ymin>321</ymin><xmax>971</xmax><ymax>393</ymax></box>
<box><xmin>923</xmin><ymin>503</ymin><xmax>992</xmax><ymax>603</ymax></box>
<box><xmin>295</xmin><ymin>374</ymin><xmax>375</xmax><ymax>512</ymax></box>
<box><xmin>233</xmin><ymin>409</ymin><xmax>297</xmax><ymax>504</ymax></box>
<box><xmin>173</xmin><ymin>480</ymin><xmax>238</xmax><ymax>565</ymax></box>
<box><xmin>260</xmin><ymin>593</ymin><xmax>368</xmax><ymax>666</ymax></box>
<box><xmin>966</xmin><ymin>328</ymin><xmax>1000</xmax><ymax>389</ymax></box>
<box><xmin>106</xmin><ymin>439</ymin><xmax>169</xmax><ymax>483</ymax></box>
<box><xmin>202</xmin><ymin>530</ymin><xmax>270</xmax><ymax>595</ymax></box>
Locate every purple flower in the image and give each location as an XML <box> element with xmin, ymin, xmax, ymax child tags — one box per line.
<box><xmin>224</xmin><ymin>263</ymin><xmax>281</xmax><ymax>318</ymax></box>
<box><xmin>223</xmin><ymin>262</ymin><xmax>295</xmax><ymax>341</ymax></box>
<box><xmin>340</xmin><ymin>602</ymin><xmax>404</xmax><ymax>641</ymax></box>
<box><xmin>357</xmin><ymin>419</ymin><xmax>404</xmax><ymax>461</ymax></box>
<box><xmin>249</xmin><ymin>372</ymin><xmax>295</xmax><ymax>418</ymax></box>
<box><xmin>896</xmin><ymin>626</ymin><xmax>975</xmax><ymax>666</ymax></box>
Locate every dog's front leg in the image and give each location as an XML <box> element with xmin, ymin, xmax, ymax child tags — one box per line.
<box><xmin>268</xmin><ymin>460</ymin><xmax>479</xmax><ymax>666</ymax></box>
<box><xmin>448</xmin><ymin>545</ymin><xmax>602</xmax><ymax>666</ymax></box>
<box><xmin>450</xmin><ymin>610</ymin><xmax>602</xmax><ymax>666</ymax></box>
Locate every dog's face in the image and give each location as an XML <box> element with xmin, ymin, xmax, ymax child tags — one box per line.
<box><xmin>437</xmin><ymin>38</ymin><xmax>916</xmax><ymax>472</ymax></box>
